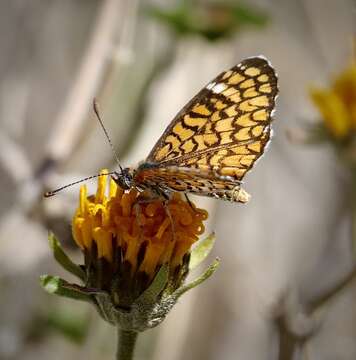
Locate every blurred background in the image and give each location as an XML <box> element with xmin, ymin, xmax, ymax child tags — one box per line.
<box><xmin>0</xmin><ymin>0</ymin><xmax>356</xmax><ymax>359</ymax></box>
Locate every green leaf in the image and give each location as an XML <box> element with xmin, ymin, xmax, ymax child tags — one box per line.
<box><xmin>173</xmin><ymin>258</ymin><xmax>220</xmax><ymax>300</ymax></box>
<box><xmin>46</xmin><ymin>307</ymin><xmax>90</xmax><ymax>344</ymax></box>
<box><xmin>146</xmin><ymin>2</ymin><xmax>269</xmax><ymax>42</ymax></box>
<box><xmin>40</xmin><ymin>275</ymin><xmax>92</xmax><ymax>303</ymax></box>
<box><xmin>146</xmin><ymin>6</ymin><xmax>189</xmax><ymax>35</ymax></box>
<box><xmin>48</xmin><ymin>232</ymin><xmax>86</xmax><ymax>281</ymax></box>
<box><xmin>135</xmin><ymin>264</ymin><xmax>169</xmax><ymax>305</ymax></box>
<box><xmin>189</xmin><ymin>233</ymin><xmax>216</xmax><ymax>270</ymax></box>
<box><xmin>232</xmin><ymin>4</ymin><xmax>269</xmax><ymax>27</ymax></box>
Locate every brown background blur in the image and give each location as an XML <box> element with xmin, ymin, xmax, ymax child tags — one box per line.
<box><xmin>0</xmin><ymin>1</ymin><xmax>355</xmax><ymax>359</ymax></box>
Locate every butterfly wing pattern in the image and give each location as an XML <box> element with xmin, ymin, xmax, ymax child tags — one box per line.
<box><xmin>134</xmin><ymin>56</ymin><xmax>278</xmax><ymax>203</ymax></box>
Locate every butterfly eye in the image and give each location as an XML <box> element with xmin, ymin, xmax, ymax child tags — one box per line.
<box><xmin>111</xmin><ymin>169</ymin><xmax>133</xmax><ymax>190</ymax></box>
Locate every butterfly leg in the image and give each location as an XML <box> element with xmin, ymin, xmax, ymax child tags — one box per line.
<box><xmin>134</xmin><ymin>187</ymin><xmax>176</xmax><ymax>241</ymax></box>
<box><xmin>133</xmin><ymin>192</ymin><xmax>159</xmax><ymax>230</ymax></box>
<box><xmin>154</xmin><ymin>188</ymin><xmax>177</xmax><ymax>241</ymax></box>
<box><xmin>133</xmin><ymin>190</ymin><xmax>176</xmax><ymax>240</ymax></box>
<box><xmin>162</xmin><ymin>199</ymin><xmax>176</xmax><ymax>243</ymax></box>
<box><xmin>133</xmin><ymin>201</ymin><xmax>145</xmax><ymax>227</ymax></box>
<box><xmin>184</xmin><ymin>193</ymin><xmax>195</xmax><ymax>210</ymax></box>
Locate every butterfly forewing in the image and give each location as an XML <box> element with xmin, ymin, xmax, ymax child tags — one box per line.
<box><xmin>135</xmin><ymin>57</ymin><xmax>278</xmax><ymax>202</ymax></box>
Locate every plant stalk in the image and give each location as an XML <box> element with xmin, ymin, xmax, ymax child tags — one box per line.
<box><xmin>116</xmin><ymin>329</ymin><xmax>138</xmax><ymax>360</ymax></box>
<box><xmin>351</xmin><ymin>171</ymin><xmax>356</xmax><ymax>258</ymax></box>
<box><xmin>277</xmin><ymin>319</ymin><xmax>297</xmax><ymax>360</ymax></box>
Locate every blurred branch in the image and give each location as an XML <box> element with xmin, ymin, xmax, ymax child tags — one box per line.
<box><xmin>309</xmin><ymin>266</ymin><xmax>356</xmax><ymax>312</ymax></box>
<box><xmin>277</xmin><ymin>317</ymin><xmax>300</xmax><ymax>360</ymax></box>
<box><xmin>119</xmin><ymin>38</ymin><xmax>178</xmax><ymax>158</ymax></box>
<box><xmin>351</xmin><ymin>174</ymin><xmax>356</xmax><ymax>257</ymax></box>
<box><xmin>275</xmin><ymin>289</ymin><xmax>319</xmax><ymax>360</ymax></box>
<box><xmin>43</xmin><ymin>0</ymin><xmax>124</xmax><ymax>172</ymax></box>
<box><xmin>286</xmin><ymin>123</ymin><xmax>331</xmax><ymax>146</ymax></box>
<box><xmin>0</xmin><ymin>131</ymin><xmax>32</xmax><ymax>183</ymax></box>
<box><xmin>276</xmin><ymin>260</ymin><xmax>356</xmax><ymax>360</ymax></box>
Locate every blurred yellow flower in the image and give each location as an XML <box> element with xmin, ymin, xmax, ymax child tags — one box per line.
<box><xmin>310</xmin><ymin>64</ymin><xmax>356</xmax><ymax>139</ymax></box>
<box><xmin>72</xmin><ymin>170</ymin><xmax>208</xmax><ymax>305</ymax></box>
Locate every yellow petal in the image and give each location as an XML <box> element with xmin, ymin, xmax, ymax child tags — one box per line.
<box><xmin>95</xmin><ymin>169</ymin><xmax>108</xmax><ymax>203</ymax></box>
<box><xmin>79</xmin><ymin>185</ymin><xmax>87</xmax><ymax>216</ymax></box>
<box><xmin>72</xmin><ymin>217</ymin><xmax>85</xmax><ymax>249</ymax></box>
<box><xmin>93</xmin><ymin>227</ymin><xmax>113</xmax><ymax>262</ymax></box>
<box><xmin>351</xmin><ymin>103</ymin><xmax>356</xmax><ymax>128</ymax></box>
<box><xmin>109</xmin><ymin>178</ymin><xmax>118</xmax><ymax>198</ymax></box>
<box><xmin>333</xmin><ymin>65</ymin><xmax>356</xmax><ymax>108</ymax></box>
<box><xmin>310</xmin><ymin>88</ymin><xmax>351</xmax><ymax>138</ymax></box>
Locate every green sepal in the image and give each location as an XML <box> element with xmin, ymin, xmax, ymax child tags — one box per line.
<box><xmin>48</xmin><ymin>233</ymin><xmax>86</xmax><ymax>281</ymax></box>
<box><xmin>40</xmin><ymin>274</ymin><xmax>114</xmax><ymax>324</ymax></box>
<box><xmin>189</xmin><ymin>233</ymin><xmax>216</xmax><ymax>270</ymax></box>
<box><xmin>173</xmin><ymin>258</ymin><xmax>220</xmax><ymax>300</ymax></box>
<box><xmin>135</xmin><ymin>264</ymin><xmax>169</xmax><ymax>306</ymax></box>
<box><xmin>40</xmin><ymin>275</ymin><xmax>92</xmax><ymax>303</ymax></box>
<box><xmin>92</xmin><ymin>292</ymin><xmax>118</xmax><ymax>325</ymax></box>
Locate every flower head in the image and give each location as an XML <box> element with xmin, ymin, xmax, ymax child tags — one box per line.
<box><xmin>72</xmin><ymin>170</ymin><xmax>208</xmax><ymax>306</ymax></box>
<box><xmin>310</xmin><ymin>64</ymin><xmax>356</xmax><ymax>140</ymax></box>
<box><xmin>41</xmin><ymin>169</ymin><xmax>218</xmax><ymax>332</ymax></box>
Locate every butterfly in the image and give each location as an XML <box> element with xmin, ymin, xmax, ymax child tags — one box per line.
<box><xmin>45</xmin><ymin>56</ymin><xmax>278</xmax><ymax>203</ymax></box>
<box><xmin>113</xmin><ymin>56</ymin><xmax>278</xmax><ymax>203</ymax></box>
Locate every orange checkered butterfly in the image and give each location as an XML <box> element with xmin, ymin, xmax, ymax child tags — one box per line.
<box><xmin>46</xmin><ymin>56</ymin><xmax>278</xmax><ymax>203</ymax></box>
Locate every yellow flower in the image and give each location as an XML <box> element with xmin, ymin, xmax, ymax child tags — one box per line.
<box><xmin>310</xmin><ymin>64</ymin><xmax>356</xmax><ymax>139</ymax></box>
<box><xmin>72</xmin><ymin>169</ymin><xmax>208</xmax><ymax>306</ymax></box>
<box><xmin>42</xmin><ymin>169</ymin><xmax>217</xmax><ymax>331</ymax></box>
<box><xmin>333</xmin><ymin>65</ymin><xmax>356</xmax><ymax>126</ymax></box>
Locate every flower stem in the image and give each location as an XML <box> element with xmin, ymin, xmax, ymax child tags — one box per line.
<box><xmin>116</xmin><ymin>329</ymin><xmax>138</xmax><ymax>360</ymax></box>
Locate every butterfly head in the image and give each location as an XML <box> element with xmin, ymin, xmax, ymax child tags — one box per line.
<box><xmin>112</xmin><ymin>167</ymin><xmax>133</xmax><ymax>190</ymax></box>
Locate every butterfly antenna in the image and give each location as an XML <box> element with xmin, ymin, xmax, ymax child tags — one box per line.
<box><xmin>93</xmin><ymin>99</ymin><xmax>123</xmax><ymax>172</ymax></box>
<box><xmin>44</xmin><ymin>172</ymin><xmax>116</xmax><ymax>197</ymax></box>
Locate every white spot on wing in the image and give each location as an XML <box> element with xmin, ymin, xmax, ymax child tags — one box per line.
<box><xmin>206</xmin><ymin>82</ymin><xmax>216</xmax><ymax>90</ymax></box>
<box><xmin>211</xmin><ymin>83</ymin><xmax>227</xmax><ymax>94</ymax></box>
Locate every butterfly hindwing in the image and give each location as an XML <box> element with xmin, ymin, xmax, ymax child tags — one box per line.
<box><xmin>134</xmin><ymin>166</ymin><xmax>251</xmax><ymax>203</ymax></box>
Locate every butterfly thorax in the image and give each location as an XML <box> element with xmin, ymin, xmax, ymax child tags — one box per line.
<box><xmin>134</xmin><ymin>162</ymin><xmax>169</xmax><ymax>196</ymax></box>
